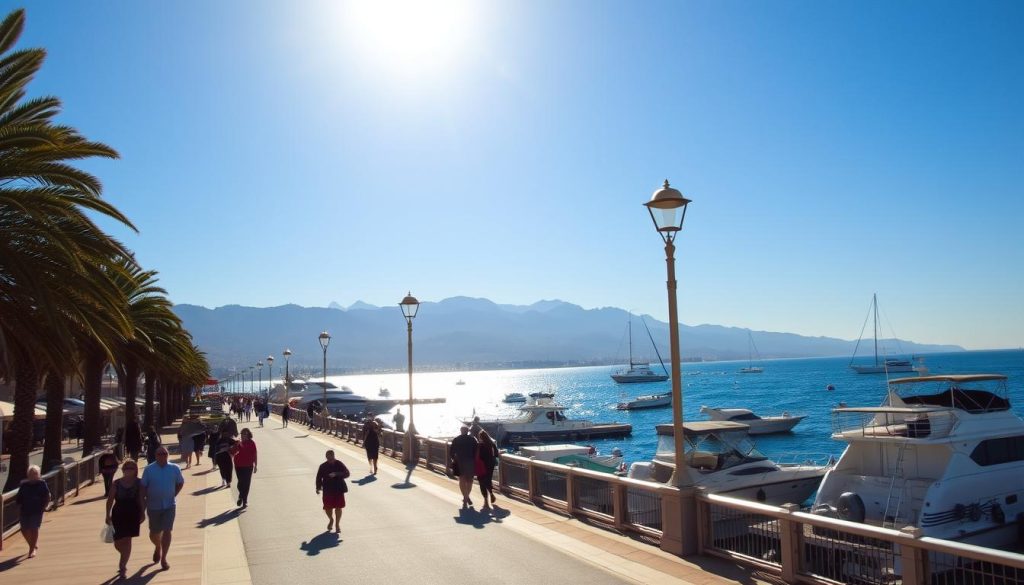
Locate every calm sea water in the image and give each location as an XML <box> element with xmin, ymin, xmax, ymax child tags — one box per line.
<box><xmin>322</xmin><ymin>349</ymin><xmax>1024</xmax><ymax>465</ymax></box>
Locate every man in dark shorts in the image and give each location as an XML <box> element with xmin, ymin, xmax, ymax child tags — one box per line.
<box><xmin>141</xmin><ymin>446</ymin><xmax>184</xmax><ymax>570</ymax></box>
<box><xmin>315</xmin><ymin>450</ymin><xmax>350</xmax><ymax>534</ymax></box>
<box><xmin>449</xmin><ymin>426</ymin><xmax>478</xmax><ymax>507</ymax></box>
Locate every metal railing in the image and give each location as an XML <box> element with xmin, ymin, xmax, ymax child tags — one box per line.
<box><xmin>1</xmin><ymin>453</ymin><xmax>101</xmax><ymax>547</ymax></box>
<box><xmin>696</xmin><ymin>491</ymin><xmax>1024</xmax><ymax>585</ymax></box>
<box><xmin>832</xmin><ymin>408</ymin><xmax>958</xmax><ymax>440</ymax></box>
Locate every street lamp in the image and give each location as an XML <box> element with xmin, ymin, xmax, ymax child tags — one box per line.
<box><xmin>266</xmin><ymin>355</ymin><xmax>274</xmax><ymax>396</ymax></box>
<box><xmin>249</xmin><ymin>365</ymin><xmax>255</xmax><ymax>394</ymax></box>
<box><xmin>399</xmin><ymin>292</ymin><xmax>420</xmax><ymax>464</ymax></box>
<box><xmin>645</xmin><ymin>179</ymin><xmax>691</xmax><ymax>487</ymax></box>
<box><xmin>282</xmin><ymin>349</ymin><xmax>292</xmax><ymax>403</ymax></box>
<box><xmin>257</xmin><ymin>361</ymin><xmax>263</xmax><ymax>396</ymax></box>
<box><xmin>318</xmin><ymin>331</ymin><xmax>331</xmax><ymax>423</ymax></box>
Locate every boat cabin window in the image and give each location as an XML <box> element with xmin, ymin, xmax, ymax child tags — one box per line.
<box><xmin>969</xmin><ymin>435</ymin><xmax>1024</xmax><ymax>467</ymax></box>
<box><xmin>678</xmin><ymin>431</ymin><xmax>768</xmax><ymax>472</ymax></box>
<box><xmin>726</xmin><ymin>413</ymin><xmax>761</xmax><ymax>422</ymax></box>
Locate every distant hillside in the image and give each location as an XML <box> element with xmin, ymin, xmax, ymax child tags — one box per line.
<box><xmin>173</xmin><ymin>297</ymin><xmax>963</xmax><ymax>373</ymax></box>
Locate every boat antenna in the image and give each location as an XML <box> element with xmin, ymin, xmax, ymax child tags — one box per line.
<box><xmin>640</xmin><ymin>315</ymin><xmax>670</xmax><ymax>377</ymax></box>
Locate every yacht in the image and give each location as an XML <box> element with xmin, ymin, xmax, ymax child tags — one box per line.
<box><xmin>502</xmin><ymin>392</ymin><xmax>527</xmax><ymax>403</ymax></box>
<box><xmin>628</xmin><ymin>421</ymin><xmax>829</xmax><ymax>505</ymax></box>
<box><xmin>274</xmin><ymin>381</ymin><xmax>399</xmax><ymax>417</ymax></box>
<box><xmin>467</xmin><ymin>398</ymin><xmax>631</xmax><ymax>446</ymax></box>
<box><xmin>699</xmin><ymin>406</ymin><xmax>805</xmax><ymax>435</ymax></box>
<box><xmin>378</xmin><ymin>387</ymin><xmax>390</xmax><ymax>397</ymax></box>
<box><xmin>616</xmin><ymin>392</ymin><xmax>671</xmax><ymax>410</ymax></box>
<box><xmin>848</xmin><ymin>293</ymin><xmax>915</xmax><ymax>374</ymax></box>
<box><xmin>519</xmin><ymin>444</ymin><xmax>626</xmax><ymax>474</ymax></box>
<box><xmin>611</xmin><ymin>314</ymin><xmax>670</xmax><ymax>384</ymax></box>
<box><xmin>812</xmin><ymin>374</ymin><xmax>1024</xmax><ymax>549</ymax></box>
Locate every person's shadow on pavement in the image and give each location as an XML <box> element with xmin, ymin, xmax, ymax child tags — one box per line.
<box><xmin>300</xmin><ymin>532</ymin><xmax>341</xmax><ymax>556</ymax></box>
<box><xmin>355</xmin><ymin>474</ymin><xmax>376</xmax><ymax>486</ymax></box>
<box><xmin>197</xmin><ymin>508</ymin><xmax>244</xmax><ymax>528</ymax></box>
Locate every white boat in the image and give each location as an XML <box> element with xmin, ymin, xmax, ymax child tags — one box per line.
<box><xmin>628</xmin><ymin>421</ymin><xmax>828</xmax><ymax>505</ymax></box>
<box><xmin>528</xmin><ymin>390</ymin><xmax>555</xmax><ymax>400</ymax></box>
<box><xmin>849</xmin><ymin>293</ymin><xmax>915</xmax><ymax>374</ymax></box>
<box><xmin>285</xmin><ymin>382</ymin><xmax>400</xmax><ymax>417</ymax></box>
<box><xmin>738</xmin><ymin>331</ymin><xmax>764</xmax><ymax>374</ymax></box>
<box><xmin>378</xmin><ymin>387</ymin><xmax>390</xmax><ymax>397</ymax></box>
<box><xmin>611</xmin><ymin>314</ymin><xmax>669</xmax><ymax>384</ymax></box>
<box><xmin>455</xmin><ymin>379</ymin><xmax>466</xmax><ymax>386</ymax></box>
<box><xmin>519</xmin><ymin>444</ymin><xmax>626</xmax><ymax>474</ymax></box>
<box><xmin>812</xmin><ymin>374</ymin><xmax>1024</xmax><ymax>550</ymax></box>
<box><xmin>467</xmin><ymin>399</ymin><xmax>632</xmax><ymax>445</ymax></box>
<box><xmin>699</xmin><ymin>406</ymin><xmax>805</xmax><ymax>435</ymax></box>
<box><xmin>616</xmin><ymin>392</ymin><xmax>671</xmax><ymax>410</ymax></box>
<box><xmin>502</xmin><ymin>392</ymin><xmax>527</xmax><ymax>403</ymax></box>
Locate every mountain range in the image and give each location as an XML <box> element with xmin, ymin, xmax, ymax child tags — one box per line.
<box><xmin>172</xmin><ymin>297</ymin><xmax>963</xmax><ymax>374</ymax></box>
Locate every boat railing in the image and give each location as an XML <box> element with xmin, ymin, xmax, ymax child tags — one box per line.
<box><xmin>831</xmin><ymin>407</ymin><xmax>958</xmax><ymax>440</ymax></box>
<box><xmin>267</xmin><ymin>405</ymin><xmax>1024</xmax><ymax>585</ymax></box>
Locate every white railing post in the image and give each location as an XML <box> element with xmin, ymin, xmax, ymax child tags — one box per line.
<box><xmin>899</xmin><ymin>526</ymin><xmax>927</xmax><ymax>585</ymax></box>
<box><xmin>779</xmin><ymin>503</ymin><xmax>802</xmax><ymax>583</ymax></box>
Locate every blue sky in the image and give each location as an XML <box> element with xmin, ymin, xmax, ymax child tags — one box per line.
<box><xmin>8</xmin><ymin>1</ymin><xmax>1023</xmax><ymax>350</ymax></box>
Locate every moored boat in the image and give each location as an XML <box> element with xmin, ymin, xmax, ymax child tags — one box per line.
<box><xmin>503</xmin><ymin>392</ymin><xmax>527</xmax><ymax>403</ymax></box>
<box><xmin>699</xmin><ymin>406</ymin><xmax>805</xmax><ymax>435</ymax></box>
<box><xmin>616</xmin><ymin>392</ymin><xmax>671</xmax><ymax>410</ymax></box>
<box><xmin>611</xmin><ymin>314</ymin><xmax>670</xmax><ymax>383</ymax></box>
<box><xmin>468</xmin><ymin>399</ymin><xmax>631</xmax><ymax>446</ymax></box>
<box><xmin>518</xmin><ymin>444</ymin><xmax>626</xmax><ymax>474</ymax></box>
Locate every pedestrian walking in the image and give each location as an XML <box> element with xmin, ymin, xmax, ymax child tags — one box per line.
<box><xmin>124</xmin><ymin>419</ymin><xmax>143</xmax><ymax>461</ymax></box>
<box><xmin>220</xmin><ymin>416</ymin><xmax>238</xmax><ymax>438</ymax></box>
<box><xmin>214</xmin><ymin>429</ymin><xmax>237</xmax><ymax>488</ymax></box>
<box><xmin>476</xmin><ymin>430</ymin><xmax>501</xmax><ymax>508</ymax></box>
<box><xmin>207</xmin><ymin>428</ymin><xmax>218</xmax><ymax>469</ymax></box>
<box><xmin>233</xmin><ymin>428</ymin><xmax>257</xmax><ymax>508</ymax></box>
<box><xmin>140</xmin><ymin>446</ymin><xmax>184</xmax><ymax>571</ymax></box>
<box><xmin>449</xmin><ymin>425</ymin><xmax>479</xmax><ymax>507</ymax></box>
<box><xmin>15</xmin><ymin>465</ymin><xmax>50</xmax><ymax>559</ymax></box>
<box><xmin>99</xmin><ymin>449</ymin><xmax>120</xmax><ymax>496</ymax></box>
<box><xmin>281</xmin><ymin>403</ymin><xmax>290</xmax><ymax>428</ymax></box>
<box><xmin>256</xmin><ymin>400</ymin><xmax>266</xmax><ymax>427</ymax></box>
<box><xmin>362</xmin><ymin>418</ymin><xmax>381</xmax><ymax>475</ymax></box>
<box><xmin>105</xmin><ymin>458</ymin><xmax>144</xmax><ymax>577</ymax></box>
<box><xmin>192</xmin><ymin>429</ymin><xmax>207</xmax><ymax>466</ymax></box>
<box><xmin>244</xmin><ymin>401</ymin><xmax>252</xmax><ymax>422</ymax></box>
<box><xmin>392</xmin><ymin>408</ymin><xmax>405</xmax><ymax>433</ymax></box>
<box><xmin>315</xmin><ymin>450</ymin><xmax>350</xmax><ymax>534</ymax></box>
<box><xmin>469</xmin><ymin>416</ymin><xmax>483</xmax><ymax>439</ymax></box>
<box><xmin>144</xmin><ymin>426</ymin><xmax>162</xmax><ymax>465</ymax></box>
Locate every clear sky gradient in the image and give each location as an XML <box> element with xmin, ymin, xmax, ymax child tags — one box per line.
<box><xmin>9</xmin><ymin>1</ymin><xmax>1023</xmax><ymax>350</ymax></box>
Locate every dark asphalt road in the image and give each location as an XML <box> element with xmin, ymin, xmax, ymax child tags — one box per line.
<box><xmin>235</xmin><ymin>421</ymin><xmax>634</xmax><ymax>585</ymax></box>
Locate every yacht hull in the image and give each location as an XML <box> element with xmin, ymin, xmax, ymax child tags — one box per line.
<box><xmin>611</xmin><ymin>374</ymin><xmax>669</xmax><ymax>384</ymax></box>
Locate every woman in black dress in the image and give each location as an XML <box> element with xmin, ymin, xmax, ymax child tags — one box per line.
<box><xmin>362</xmin><ymin>418</ymin><xmax>381</xmax><ymax>475</ymax></box>
<box><xmin>476</xmin><ymin>430</ymin><xmax>501</xmax><ymax>508</ymax></box>
<box><xmin>214</xmin><ymin>429</ymin><xmax>237</xmax><ymax>487</ymax></box>
<box><xmin>105</xmin><ymin>459</ymin><xmax>143</xmax><ymax>577</ymax></box>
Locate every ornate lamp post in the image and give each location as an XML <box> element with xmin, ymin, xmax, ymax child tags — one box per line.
<box><xmin>318</xmin><ymin>331</ymin><xmax>331</xmax><ymax>421</ymax></box>
<box><xmin>399</xmin><ymin>292</ymin><xmax>420</xmax><ymax>465</ymax></box>
<box><xmin>256</xmin><ymin>361</ymin><xmax>263</xmax><ymax>396</ymax></box>
<box><xmin>283</xmin><ymin>349</ymin><xmax>293</xmax><ymax>404</ymax></box>
<box><xmin>249</xmin><ymin>366</ymin><xmax>255</xmax><ymax>394</ymax></box>
<box><xmin>645</xmin><ymin>179</ymin><xmax>692</xmax><ymax>487</ymax></box>
<box><xmin>266</xmin><ymin>355</ymin><xmax>274</xmax><ymax>396</ymax></box>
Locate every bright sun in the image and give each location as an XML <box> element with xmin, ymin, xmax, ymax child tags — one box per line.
<box><xmin>340</xmin><ymin>0</ymin><xmax>477</xmax><ymax>76</ymax></box>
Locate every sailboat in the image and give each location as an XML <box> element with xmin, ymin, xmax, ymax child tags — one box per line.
<box><xmin>738</xmin><ymin>331</ymin><xmax>763</xmax><ymax>373</ymax></box>
<box><xmin>611</xmin><ymin>314</ymin><xmax>669</xmax><ymax>384</ymax></box>
<box><xmin>849</xmin><ymin>293</ymin><xmax>914</xmax><ymax>374</ymax></box>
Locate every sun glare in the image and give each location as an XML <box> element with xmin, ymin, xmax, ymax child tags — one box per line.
<box><xmin>341</xmin><ymin>0</ymin><xmax>477</xmax><ymax>76</ymax></box>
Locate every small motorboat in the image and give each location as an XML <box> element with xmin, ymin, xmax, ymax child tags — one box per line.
<box><xmin>616</xmin><ymin>392</ymin><xmax>671</xmax><ymax>410</ymax></box>
<box><xmin>519</xmin><ymin>444</ymin><xmax>626</xmax><ymax>475</ymax></box>
<box><xmin>528</xmin><ymin>390</ymin><xmax>554</xmax><ymax>400</ymax></box>
<box><xmin>378</xmin><ymin>387</ymin><xmax>390</xmax><ymax>397</ymax></box>
<box><xmin>455</xmin><ymin>379</ymin><xmax>466</xmax><ymax>386</ymax></box>
<box><xmin>503</xmin><ymin>392</ymin><xmax>527</xmax><ymax>403</ymax></box>
<box><xmin>467</xmin><ymin>399</ymin><xmax>631</xmax><ymax>445</ymax></box>
<box><xmin>699</xmin><ymin>406</ymin><xmax>805</xmax><ymax>435</ymax></box>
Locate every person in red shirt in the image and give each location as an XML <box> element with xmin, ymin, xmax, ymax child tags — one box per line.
<box><xmin>315</xmin><ymin>450</ymin><xmax>350</xmax><ymax>534</ymax></box>
<box><xmin>232</xmin><ymin>428</ymin><xmax>258</xmax><ymax>508</ymax></box>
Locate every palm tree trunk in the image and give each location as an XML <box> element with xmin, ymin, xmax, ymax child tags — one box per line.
<box><xmin>41</xmin><ymin>368</ymin><xmax>66</xmax><ymax>473</ymax></box>
<box><xmin>121</xmin><ymin>359</ymin><xmax>140</xmax><ymax>423</ymax></box>
<box><xmin>81</xmin><ymin>351</ymin><xmax>105</xmax><ymax>455</ymax></box>
<box><xmin>143</xmin><ymin>369</ymin><xmax>156</xmax><ymax>429</ymax></box>
<box><xmin>4</xmin><ymin>355</ymin><xmax>39</xmax><ymax>492</ymax></box>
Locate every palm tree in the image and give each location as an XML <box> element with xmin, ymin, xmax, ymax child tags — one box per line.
<box><xmin>0</xmin><ymin>9</ymin><xmax>136</xmax><ymax>489</ymax></box>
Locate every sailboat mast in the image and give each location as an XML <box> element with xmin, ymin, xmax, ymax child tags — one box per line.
<box><xmin>628</xmin><ymin>316</ymin><xmax>634</xmax><ymax>366</ymax></box>
<box><xmin>873</xmin><ymin>293</ymin><xmax>879</xmax><ymax>367</ymax></box>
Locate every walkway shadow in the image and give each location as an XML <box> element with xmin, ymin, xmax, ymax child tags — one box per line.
<box><xmin>390</xmin><ymin>465</ymin><xmax>417</xmax><ymax>489</ymax></box>
<box><xmin>0</xmin><ymin>556</ymin><xmax>23</xmax><ymax>571</ymax></box>
<box><xmin>99</xmin><ymin>565</ymin><xmax>161</xmax><ymax>585</ymax></box>
<box><xmin>71</xmin><ymin>494</ymin><xmax>107</xmax><ymax>505</ymax></box>
<box><xmin>191</xmin><ymin>485</ymin><xmax>222</xmax><ymax>496</ymax></box>
<box><xmin>196</xmin><ymin>507</ymin><xmax>244</xmax><ymax>528</ymax></box>
<box><xmin>192</xmin><ymin>468</ymin><xmax>216</xmax><ymax>476</ymax></box>
<box><xmin>300</xmin><ymin>532</ymin><xmax>341</xmax><ymax>556</ymax></box>
<box><xmin>453</xmin><ymin>505</ymin><xmax>507</xmax><ymax>528</ymax></box>
<box><xmin>354</xmin><ymin>475</ymin><xmax>377</xmax><ymax>486</ymax></box>
<box><xmin>292</xmin><ymin>434</ymin><xmax>310</xmax><ymax>439</ymax></box>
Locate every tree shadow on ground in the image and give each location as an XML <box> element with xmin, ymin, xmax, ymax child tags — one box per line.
<box><xmin>453</xmin><ymin>504</ymin><xmax>509</xmax><ymax>528</ymax></box>
<box><xmin>300</xmin><ymin>532</ymin><xmax>341</xmax><ymax>556</ymax></box>
<box><xmin>355</xmin><ymin>475</ymin><xmax>377</xmax><ymax>486</ymax></box>
<box><xmin>196</xmin><ymin>507</ymin><xmax>244</xmax><ymax>528</ymax></box>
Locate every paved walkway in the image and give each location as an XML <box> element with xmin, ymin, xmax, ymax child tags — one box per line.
<box><xmin>1</xmin><ymin>415</ymin><xmax>770</xmax><ymax>585</ymax></box>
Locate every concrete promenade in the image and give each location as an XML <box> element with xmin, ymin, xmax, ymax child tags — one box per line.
<box><xmin>1</xmin><ymin>414</ymin><xmax>769</xmax><ymax>585</ymax></box>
